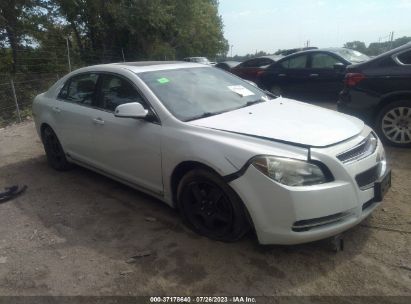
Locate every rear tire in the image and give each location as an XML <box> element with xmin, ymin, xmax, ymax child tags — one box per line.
<box><xmin>375</xmin><ymin>100</ymin><xmax>411</xmax><ymax>148</ymax></box>
<box><xmin>42</xmin><ymin>126</ymin><xmax>73</xmax><ymax>171</ymax></box>
<box><xmin>177</xmin><ymin>168</ymin><xmax>250</xmax><ymax>242</ymax></box>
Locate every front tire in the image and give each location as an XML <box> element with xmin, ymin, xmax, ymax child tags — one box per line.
<box><xmin>42</xmin><ymin>126</ymin><xmax>72</xmax><ymax>171</ymax></box>
<box><xmin>375</xmin><ymin>100</ymin><xmax>411</xmax><ymax>148</ymax></box>
<box><xmin>177</xmin><ymin>168</ymin><xmax>250</xmax><ymax>242</ymax></box>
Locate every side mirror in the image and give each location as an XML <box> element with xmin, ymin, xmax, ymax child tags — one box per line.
<box><xmin>114</xmin><ymin>102</ymin><xmax>148</xmax><ymax>119</ymax></box>
<box><xmin>333</xmin><ymin>63</ymin><xmax>346</xmax><ymax>72</ymax></box>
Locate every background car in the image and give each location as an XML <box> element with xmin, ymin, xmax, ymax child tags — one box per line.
<box><xmin>230</xmin><ymin>55</ymin><xmax>283</xmax><ymax>82</ymax></box>
<box><xmin>214</xmin><ymin>61</ymin><xmax>241</xmax><ymax>71</ymax></box>
<box><xmin>275</xmin><ymin>47</ymin><xmax>318</xmax><ymax>56</ymax></box>
<box><xmin>338</xmin><ymin>43</ymin><xmax>411</xmax><ymax>148</ymax></box>
<box><xmin>183</xmin><ymin>57</ymin><xmax>214</xmax><ymax>65</ymax></box>
<box><xmin>258</xmin><ymin>48</ymin><xmax>370</xmax><ymax>101</ymax></box>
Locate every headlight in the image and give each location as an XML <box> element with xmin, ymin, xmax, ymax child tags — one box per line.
<box><xmin>252</xmin><ymin>156</ymin><xmax>331</xmax><ymax>186</ymax></box>
<box><xmin>377</xmin><ymin>149</ymin><xmax>387</xmax><ymax>177</ymax></box>
<box><xmin>366</xmin><ymin>133</ymin><xmax>378</xmax><ymax>156</ymax></box>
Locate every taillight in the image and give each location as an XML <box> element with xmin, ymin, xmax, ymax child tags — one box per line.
<box><xmin>344</xmin><ymin>73</ymin><xmax>365</xmax><ymax>87</ymax></box>
<box><xmin>256</xmin><ymin>70</ymin><xmax>265</xmax><ymax>78</ymax></box>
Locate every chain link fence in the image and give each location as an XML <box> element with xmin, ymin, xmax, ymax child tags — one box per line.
<box><xmin>0</xmin><ymin>73</ymin><xmax>62</xmax><ymax>128</ymax></box>
<box><xmin>0</xmin><ymin>41</ymin><xmax>157</xmax><ymax>128</ymax></box>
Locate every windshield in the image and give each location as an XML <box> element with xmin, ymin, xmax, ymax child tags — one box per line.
<box><xmin>333</xmin><ymin>48</ymin><xmax>370</xmax><ymax>63</ymax></box>
<box><xmin>139</xmin><ymin>67</ymin><xmax>272</xmax><ymax>121</ymax></box>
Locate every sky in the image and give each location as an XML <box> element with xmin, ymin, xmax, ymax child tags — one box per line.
<box><xmin>219</xmin><ymin>0</ymin><xmax>411</xmax><ymax>55</ymax></box>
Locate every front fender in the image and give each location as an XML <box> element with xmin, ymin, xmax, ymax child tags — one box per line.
<box><xmin>160</xmin><ymin>123</ymin><xmax>308</xmax><ymax>205</ymax></box>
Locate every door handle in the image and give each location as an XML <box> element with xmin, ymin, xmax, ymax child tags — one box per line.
<box><xmin>309</xmin><ymin>73</ymin><xmax>319</xmax><ymax>77</ymax></box>
<box><xmin>93</xmin><ymin>118</ymin><xmax>105</xmax><ymax>125</ymax></box>
<box><xmin>52</xmin><ymin>106</ymin><xmax>61</xmax><ymax>113</ymax></box>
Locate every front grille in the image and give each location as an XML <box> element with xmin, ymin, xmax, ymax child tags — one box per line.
<box><xmin>355</xmin><ymin>164</ymin><xmax>381</xmax><ymax>189</ymax></box>
<box><xmin>292</xmin><ymin>211</ymin><xmax>352</xmax><ymax>232</ymax></box>
<box><xmin>337</xmin><ymin>133</ymin><xmax>377</xmax><ymax>163</ymax></box>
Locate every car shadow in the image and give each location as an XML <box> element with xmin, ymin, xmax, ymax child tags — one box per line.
<box><xmin>0</xmin><ymin>155</ymin><xmax>375</xmax><ymax>295</ymax></box>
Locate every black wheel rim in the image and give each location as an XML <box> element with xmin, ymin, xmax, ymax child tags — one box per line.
<box><xmin>44</xmin><ymin>129</ymin><xmax>65</xmax><ymax>166</ymax></box>
<box><xmin>182</xmin><ymin>181</ymin><xmax>233</xmax><ymax>238</ymax></box>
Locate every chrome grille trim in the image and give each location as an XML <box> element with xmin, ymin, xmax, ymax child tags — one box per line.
<box><xmin>336</xmin><ymin>133</ymin><xmax>377</xmax><ymax>164</ymax></box>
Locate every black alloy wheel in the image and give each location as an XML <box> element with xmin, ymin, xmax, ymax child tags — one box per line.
<box><xmin>177</xmin><ymin>169</ymin><xmax>250</xmax><ymax>242</ymax></box>
<box><xmin>42</xmin><ymin>127</ymin><xmax>72</xmax><ymax>170</ymax></box>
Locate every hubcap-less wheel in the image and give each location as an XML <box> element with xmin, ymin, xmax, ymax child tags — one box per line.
<box><xmin>177</xmin><ymin>169</ymin><xmax>250</xmax><ymax>242</ymax></box>
<box><xmin>43</xmin><ymin>127</ymin><xmax>71</xmax><ymax>170</ymax></box>
<box><xmin>182</xmin><ymin>181</ymin><xmax>233</xmax><ymax>238</ymax></box>
<box><xmin>381</xmin><ymin>106</ymin><xmax>411</xmax><ymax>144</ymax></box>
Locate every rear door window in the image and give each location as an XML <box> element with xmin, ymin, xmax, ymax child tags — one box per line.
<box><xmin>311</xmin><ymin>53</ymin><xmax>342</xmax><ymax>68</ymax></box>
<box><xmin>280</xmin><ymin>55</ymin><xmax>308</xmax><ymax>69</ymax></box>
<box><xmin>258</xmin><ymin>58</ymin><xmax>273</xmax><ymax>66</ymax></box>
<box><xmin>240</xmin><ymin>59</ymin><xmax>259</xmax><ymax>68</ymax></box>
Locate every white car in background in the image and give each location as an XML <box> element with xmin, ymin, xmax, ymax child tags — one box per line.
<box><xmin>32</xmin><ymin>62</ymin><xmax>391</xmax><ymax>245</ymax></box>
<box><xmin>183</xmin><ymin>57</ymin><xmax>215</xmax><ymax>65</ymax></box>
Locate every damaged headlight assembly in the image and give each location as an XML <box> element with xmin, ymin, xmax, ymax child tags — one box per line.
<box><xmin>252</xmin><ymin>156</ymin><xmax>332</xmax><ymax>186</ymax></box>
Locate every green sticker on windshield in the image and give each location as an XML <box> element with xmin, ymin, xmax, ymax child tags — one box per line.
<box><xmin>157</xmin><ymin>77</ymin><xmax>170</xmax><ymax>84</ymax></box>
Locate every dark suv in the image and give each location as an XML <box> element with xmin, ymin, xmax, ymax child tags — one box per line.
<box><xmin>338</xmin><ymin>43</ymin><xmax>411</xmax><ymax>147</ymax></box>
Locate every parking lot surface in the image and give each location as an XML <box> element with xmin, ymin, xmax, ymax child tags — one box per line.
<box><xmin>0</xmin><ymin>108</ymin><xmax>410</xmax><ymax>296</ymax></box>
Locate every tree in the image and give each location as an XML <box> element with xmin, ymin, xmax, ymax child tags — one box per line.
<box><xmin>55</xmin><ymin>0</ymin><xmax>228</xmax><ymax>63</ymax></box>
<box><xmin>344</xmin><ymin>37</ymin><xmax>411</xmax><ymax>56</ymax></box>
<box><xmin>343</xmin><ymin>41</ymin><xmax>367</xmax><ymax>54</ymax></box>
<box><xmin>0</xmin><ymin>0</ymin><xmax>52</xmax><ymax>73</ymax></box>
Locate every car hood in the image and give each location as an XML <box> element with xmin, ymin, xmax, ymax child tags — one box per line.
<box><xmin>188</xmin><ymin>98</ymin><xmax>364</xmax><ymax>147</ymax></box>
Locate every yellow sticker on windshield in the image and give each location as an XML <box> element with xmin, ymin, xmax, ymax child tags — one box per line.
<box><xmin>157</xmin><ymin>77</ymin><xmax>170</xmax><ymax>84</ymax></box>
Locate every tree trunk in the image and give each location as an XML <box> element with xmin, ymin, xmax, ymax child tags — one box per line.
<box><xmin>1</xmin><ymin>0</ymin><xmax>19</xmax><ymax>74</ymax></box>
<box><xmin>6</xmin><ymin>26</ymin><xmax>18</xmax><ymax>74</ymax></box>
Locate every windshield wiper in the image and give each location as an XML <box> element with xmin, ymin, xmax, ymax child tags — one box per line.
<box><xmin>185</xmin><ymin>111</ymin><xmax>221</xmax><ymax>122</ymax></box>
<box><xmin>245</xmin><ymin>99</ymin><xmax>265</xmax><ymax>107</ymax></box>
<box><xmin>235</xmin><ymin>98</ymin><xmax>267</xmax><ymax>110</ymax></box>
<box><xmin>264</xmin><ymin>90</ymin><xmax>280</xmax><ymax>98</ymax></box>
<box><xmin>186</xmin><ymin>95</ymin><xmax>275</xmax><ymax>122</ymax></box>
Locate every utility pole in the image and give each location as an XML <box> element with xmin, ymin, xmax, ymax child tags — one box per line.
<box><xmin>66</xmin><ymin>37</ymin><xmax>71</xmax><ymax>72</ymax></box>
<box><xmin>230</xmin><ymin>45</ymin><xmax>233</xmax><ymax>58</ymax></box>
<box><xmin>121</xmin><ymin>48</ymin><xmax>126</xmax><ymax>62</ymax></box>
<box><xmin>390</xmin><ymin>31</ymin><xmax>395</xmax><ymax>50</ymax></box>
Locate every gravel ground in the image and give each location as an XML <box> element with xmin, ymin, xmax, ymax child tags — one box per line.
<box><xmin>0</xmin><ymin>114</ymin><xmax>410</xmax><ymax>297</ymax></box>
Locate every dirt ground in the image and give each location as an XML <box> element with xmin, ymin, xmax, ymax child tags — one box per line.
<box><xmin>0</xmin><ymin>113</ymin><xmax>410</xmax><ymax>297</ymax></box>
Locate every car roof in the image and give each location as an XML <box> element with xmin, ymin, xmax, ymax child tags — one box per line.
<box><xmin>217</xmin><ymin>61</ymin><xmax>241</xmax><ymax>65</ymax></box>
<box><xmin>273</xmin><ymin>48</ymin><xmax>355</xmax><ymax>63</ymax></box>
<box><xmin>74</xmin><ymin>61</ymin><xmax>208</xmax><ymax>73</ymax></box>
<box><xmin>244</xmin><ymin>55</ymin><xmax>281</xmax><ymax>61</ymax></box>
<box><xmin>283</xmin><ymin>47</ymin><xmax>347</xmax><ymax>55</ymax></box>
<box><xmin>260</xmin><ymin>55</ymin><xmax>283</xmax><ymax>60</ymax></box>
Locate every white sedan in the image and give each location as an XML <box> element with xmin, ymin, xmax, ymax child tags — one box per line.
<box><xmin>32</xmin><ymin>62</ymin><xmax>391</xmax><ymax>245</ymax></box>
